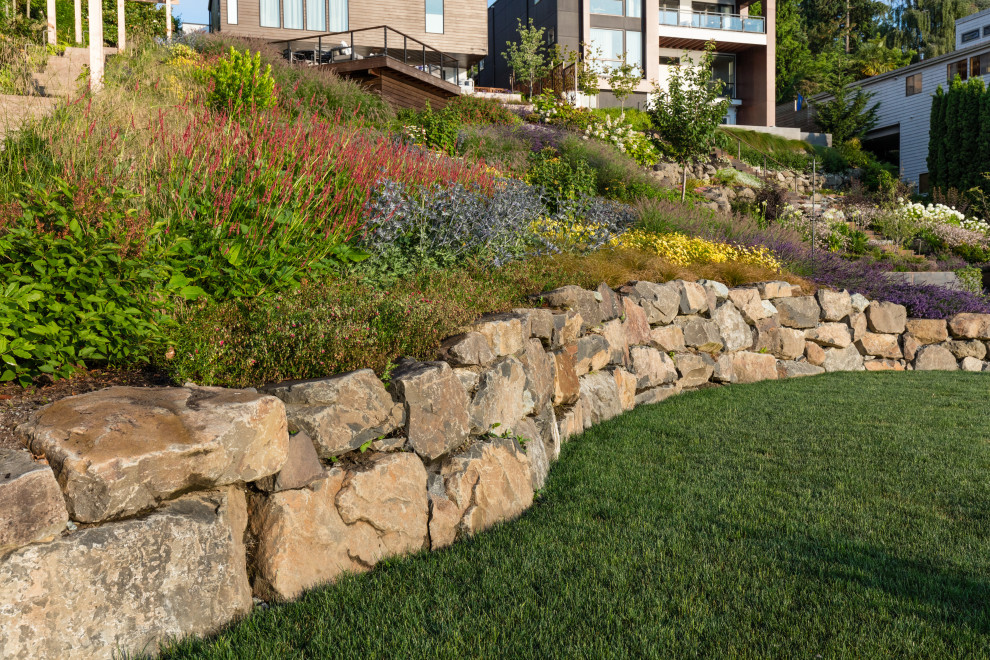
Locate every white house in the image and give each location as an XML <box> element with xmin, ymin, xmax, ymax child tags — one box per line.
<box><xmin>777</xmin><ymin>8</ymin><xmax>990</xmax><ymax>191</ymax></box>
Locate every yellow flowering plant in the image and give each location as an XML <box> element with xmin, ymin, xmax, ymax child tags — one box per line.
<box><xmin>617</xmin><ymin>230</ymin><xmax>782</xmax><ymax>271</ymax></box>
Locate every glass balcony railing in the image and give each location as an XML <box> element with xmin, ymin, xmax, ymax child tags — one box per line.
<box><xmin>659</xmin><ymin>9</ymin><xmax>766</xmax><ymax>33</ymax></box>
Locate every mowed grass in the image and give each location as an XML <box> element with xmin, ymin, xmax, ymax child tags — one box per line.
<box><xmin>163</xmin><ymin>372</ymin><xmax>990</xmax><ymax>659</ymax></box>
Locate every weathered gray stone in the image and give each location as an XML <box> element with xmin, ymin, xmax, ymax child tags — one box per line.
<box><xmin>774</xmin><ymin>296</ymin><xmax>821</xmax><ymax>329</ymax></box>
<box><xmin>712</xmin><ymin>353</ymin><xmax>734</xmax><ymax>382</ymax></box>
<box><xmin>532</xmin><ymin>404</ymin><xmax>561</xmax><ymax>463</ymax></box>
<box><xmin>579</xmin><ymin>371</ymin><xmax>624</xmax><ymax>425</ymax></box>
<box><xmin>699</xmin><ymin>279</ymin><xmax>730</xmax><ymax>301</ymax></box>
<box><xmin>542</xmin><ymin>286</ymin><xmax>603</xmax><ymax>331</ymax></box>
<box><xmin>470</xmin><ymin>356</ymin><xmax>533</xmax><ymax>434</ymax></box>
<box><xmin>650</xmin><ymin>325</ymin><xmax>686</xmax><ymax>352</ymax></box>
<box><xmin>905</xmin><ymin>318</ymin><xmax>948</xmax><ymax>345</ymax></box>
<box><xmin>756</xmin><ymin>281</ymin><xmax>793</xmax><ymax>299</ymax></box>
<box><xmin>866</xmin><ymin>301</ymin><xmax>907</xmax><ymax>335</ymax></box>
<box><xmin>614</xmin><ymin>368</ymin><xmax>637</xmax><ymax>411</ymax></box>
<box><xmin>556</xmin><ymin>401</ymin><xmax>587</xmax><ymax>443</ymax></box>
<box><xmin>593</xmin><ymin>319</ymin><xmax>630</xmax><ymax>366</ymax></box>
<box><xmin>430</xmin><ymin>438</ymin><xmax>534</xmax><ymax>547</ymax></box>
<box><xmin>552</xmin><ymin>349</ymin><xmax>580</xmax><ymax>405</ymax></box>
<box><xmin>573</xmin><ymin>334</ymin><xmax>611</xmax><ymax>376</ymax></box>
<box><xmin>252</xmin><ymin>454</ymin><xmax>428</xmax><ymax>601</ymax></box>
<box><xmin>438</xmin><ymin>332</ymin><xmax>496</xmax><ymax>367</ymax></box>
<box><xmin>622</xmin><ymin>297</ymin><xmax>652</xmax><ymax>346</ymax></box>
<box><xmin>619</xmin><ymin>281</ymin><xmax>681</xmax><ymax>325</ymax></box>
<box><xmin>712</xmin><ymin>302</ymin><xmax>752</xmax><ymax>352</ymax></box>
<box><xmin>948</xmin><ymin>313</ymin><xmax>990</xmax><ymax>340</ymax></box>
<box><xmin>822</xmin><ymin>344</ymin><xmax>866</xmax><ymax>372</ymax></box>
<box><xmin>19</xmin><ymin>386</ymin><xmax>288</xmax><ymax>524</ymax></box>
<box><xmin>634</xmin><ymin>383</ymin><xmax>682</xmax><ymax>406</ymax></box>
<box><xmin>847</xmin><ymin>311</ymin><xmax>868</xmax><ymax>341</ymax></box>
<box><xmin>391</xmin><ymin>361</ymin><xmax>471</xmax><ymax>460</ymax></box>
<box><xmin>597</xmin><ymin>282</ymin><xmax>623</xmax><ymax>320</ymax></box>
<box><xmin>675</xmin><ymin>352</ymin><xmax>715</xmax><ymax>388</ymax></box>
<box><xmin>727</xmin><ymin>287</ymin><xmax>770</xmax><ymax>324</ymax></box>
<box><xmin>960</xmin><ymin>356</ymin><xmax>985</xmax><ymax>372</ymax></box>
<box><xmin>518</xmin><ymin>339</ymin><xmax>555</xmax><ymax>412</ymax></box>
<box><xmin>513</xmin><ymin>308</ymin><xmax>555</xmax><ymax>342</ymax></box>
<box><xmin>754</xmin><ymin>318</ymin><xmax>804</xmax><ymax>359</ymax></box>
<box><xmin>630</xmin><ymin>346</ymin><xmax>679</xmax><ymax>389</ymax></box>
<box><xmin>776</xmin><ymin>360</ymin><xmax>825</xmax><ymax>378</ymax></box>
<box><xmin>0</xmin><ymin>449</ymin><xmax>67</xmax><ymax>555</ymax></box>
<box><xmin>454</xmin><ymin>367</ymin><xmax>481</xmax><ymax>394</ymax></box>
<box><xmin>677</xmin><ymin>280</ymin><xmax>709</xmax><ymax>315</ymax></box>
<box><xmin>0</xmin><ymin>488</ymin><xmax>251</xmax><ymax>660</ymax></box>
<box><xmin>254</xmin><ymin>431</ymin><xmax>326</xmax><ymax>493</ymax></box>
<box><xmin>914</xmin><ymin>344</ymin><xmax>959</xmax><ymax>371</ymax></box>
<box><xmin>511</xmin><ymin>417</ymin><xmax>548</xmax><ymax>490</ymax></box>
<box><xmin>729</xmin><ymin>352</ymin><xmax>778</xmax><ymax>384</ymax></box>
<box><xmin>817</xmin><ymin>289</ymin><xmax>852</xmax><ymax>322</ymax></box>
<box><xmin>472</xmin><ymin>313</ymin><xmax>527</xmax><ymax>357</ymax></box>
<box><xmin>855</xmin><ymin>333</ymin><xmax>902</xmax><ymax>359</ymax></box>
<box><xmin>805</xmin><ymin>322</ymin><xmax>853</xmax><ymax>348</ymax></box>
<box><xmin>761</xmin><ymin>299</ymin><xmax>778</xmax><ymax>317</ymax></box>
<box><xmin>850</xmin><ymin>293</ymin><xmax>870</xmax><ymax>313</ymax></box>
<box><xmin>674</xmin><ymin>316</ymin><xmax>724</xmax><ymax>352</ymax></box>
<box><xmin>550</xmin><ymin>310</ymin><xmax>583</xmax><ymax>349</ymax></box>
<box><xmin>264</xmin><ymin>370</ymin><xmax>403</xmax><ymax>459</ymax></box>
<box><xmin>944</xmin><ymin>340</ymin><xmax>987</xmax><ymax>360</ymax></box>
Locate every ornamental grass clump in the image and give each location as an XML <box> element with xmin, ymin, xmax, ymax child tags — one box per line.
<box><xmin>617</xmin><ymin>229</ymin><xmax>783</xmax><ymax>271</ymax></box>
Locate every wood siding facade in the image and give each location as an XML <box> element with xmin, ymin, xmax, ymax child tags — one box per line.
<box><xmin>216</xmin><ymin>0</ymin><xmax>487</xmax><ymax>66</ymax></box>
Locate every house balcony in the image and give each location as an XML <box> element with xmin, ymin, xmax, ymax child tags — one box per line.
<box><xmin>657</xmin><ymin>9</ymin><xmax>767</xmax><ymax>51</ymax></box>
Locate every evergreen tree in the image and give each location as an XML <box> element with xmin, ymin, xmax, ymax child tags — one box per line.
<box><xmin>928</xmin><ymin>86</ymin><xmax>946</xmax><ymax>190</ymax></box>
<box><xmin>811</xmin><ymin>69</ymin><xmax>880</xmax><ymax>143</ymax></box>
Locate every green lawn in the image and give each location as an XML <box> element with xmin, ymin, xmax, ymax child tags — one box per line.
<box><xmin>163</xmin><ymin>372</ymin><xmax>990</xmax><ymax>659</ymax></box>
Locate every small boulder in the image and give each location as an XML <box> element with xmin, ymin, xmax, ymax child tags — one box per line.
<box><xmin>905</xmin><ymin>318</ymin><xmax>948</xmax><ymax>345</ymax></box>
<box><xmin>727</xmin><ymin>287</ymin><xmax>770</xmax><ymax>324</ymax></box>
<box><xmin>865</xmin><ymin>302</ymin><xmax>907</xmax><ymax>335</ymax></box>
<box><xmin>805</xmin><ymin>341</ymin><xmax>826</xmax><ymax>366</ymax></box>
<box><xmin>619</xmin><ymin>281</ymin><xmax>681</xmax><ymax>325</ymax></box>
<box><xmin>472</xmin><ymin>313</ymin><xmax>527</xmax><ymax>357</ymax></box>
<box><xmin>776</xmin><ymin>361</ymin><xmax>825</xmax><ymax>378</ymax></box>
<box><xmin>822</xmin><ymin>345</ymin><xmax>865</xmax><ymax>372</ymax></box>
<box><xmin>729</xmin><ymin>352</ymin><xmax>778</xmax><ymax>384</ymax></box>
<box><xmin>622</xmin><ymin>297</ymin><xmax>652</xmax><ymax>346</ymax></box>
<box><xmin>756</xmin><ymin>281</ymin><xmax>793</xmax><ymax>299</ymax></box>
<box><xmin>391</xmin><ymin>361</ymin><xmax>471</xmax><ymax>460</ymax></box>
<box><xmin>944</xmin><ymin>340</ymin><xmax>987</xmax><ymax>360</ymax></box>
<box><xmin>677</xmin><ymin>280</ymin><xmax>709</xmax><ymax>315</ymax></box>
<box><xmin>960</xmin><ymin>356</ymin><xmax>985</xmax><ymax>372</ymax></box>
<box><xmin>674</xmin><ymin>353</ymin><xmax>715</xmax><ymax>388</ymax></box>
<box><xmin>551</xmin><ymin>310</ymin><xmax>583</xmax><ymax>348</ymax></box>
<box><xmin>850</xmin><ymin>293</ymin><xmax>870</xmax><ymax>313</ymax></box>
<box><xmin>541</xmin><ymin>286</ymin><xmax>603</xmax><ymax>332</ymax></box>
<box><xmin>513</xmin><ymin>308</ymin><xmax>555</xmax><ymax>342</ymax></box>
<box><xmin>774</xmin><ymin>296</ymin><xmax>821</xmax><ymax>329</ymax></box>
<box><xmin>469</xmin><ymin>356</ymin><xmax>533</xmax><ymax>435</ymax></box>
<box><xmin>613</xmin><ymin>369</ymin><xmax>637</xmax><ymax>411</ymax></box>
<box><xmin>0</xmin><ymin>449</ymin><xmax>68</xmax><ymax>554</ymax></box>
<box><xmin>712</xmin><ymin>302</ymin><xmax>753</xmax><ymax>352</ymax></box>
<box><xmin>254</xmin><ymin>431</ymin><xmax>325</xmax><ymax>493</ymax></box>
<box><xmin>552</xmin><ymin>349</ymin><xmax>580</xmax><ymax>405</ymax></box>
<box><xmin>914</xmin><ymin>344</ymin><xmax>959</xmax><ymax>371</ymax></box>
<box><xmin>597</xmin><ymin>282</ymin><xmax>623</xmax><ymax>321</ymax></box>
<box><xmin>630</xmin><ymin>346</ymin><xmax>679</xmax><ymax>390</ymax></box>
<box><xmin>438</xmin><ymin>332</ymin><xmax>496</xmax><ymax>367</ymax></box>
<box><xmin>816</xmin><ymin>289</ymin><xmax>852</xmax><ymax>322</ymax></box>
<box><xmin>948</xmin><ymin>313</ymin><xmax>990</xmax><ymax>340</ymax></box>
<box><xmin>674</xmin><ymin>316</ymin><xmax>724</xmax><ymax>352</ymax></box>
<box><xmin>649</xmin><ymin>325</ymin><xmax>686</xmax><ymax>352</ymax></box>
<box><xmin>855</xmin><ymin>333</ymin><xmax>903</xmax><ymax>359</ymax></box>
<box><xmin>573</xmin><ymin>334</ymin><xmax>611</xmax><ymax>376</ymax></box>
<box><xmin>804</xmin><ymin>323</ymin><xmax>852</xmax><ymax>348</ymax></box>
<box><xmin>579</xmin><ymin>371</ymin><xmax>624</xmax><ymax>425</ymax></box>
<box><xmin>634</xmin><ymin>384</ymin><xmax>682</xmax><ymax>406</ymax></box>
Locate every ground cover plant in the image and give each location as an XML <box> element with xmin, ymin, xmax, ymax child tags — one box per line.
<box><xmin>159</xmin><ymin>372</ymin><xmax>990</xmax><ymax>658</ymax></box>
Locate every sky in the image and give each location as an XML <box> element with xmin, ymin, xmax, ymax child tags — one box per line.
<box><xmin>176</xmin><ymin>0</ymin><xmax>209</xmax><ymax>26</ymax></box>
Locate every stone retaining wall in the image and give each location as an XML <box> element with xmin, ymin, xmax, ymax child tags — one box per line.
<box><xmin>3</xmin><ymin>278</ymin><xmax>988</xmax><ymax>658</ymax></box>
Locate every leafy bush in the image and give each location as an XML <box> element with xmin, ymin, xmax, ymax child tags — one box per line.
<box><xmin>0</xmin><ymin>179</ymin><xmax>180</xmax><ymax>385</ymax></box>
<box><xmin>207</xmin><ymin>47</ymin><xmax>276</xmax><ymax>114</ymax></box>
<box><xmin>591</xmin><ymin>107</ymin><xmax>652</xmax><ymax>132</ymax></box>
<box><xmin>457</xmin><ymin>125</ymin><xmax>531</xmax><ymax>175</ymax></box>
<box><xmin>556</xmin><ymin>135</ymin><xmax>666</xmax><ymax>203</ymax></box>
<box><xmin>617</xmin><ymin>230</ymin><xmax>782</xmax><ymax>270</ymax></box>
<box><xmin>755</xmin><ymin>180</ymin><xmax>789</xmax><ymax>224</ymax></box>
<box><xmin>532</xmin><ymin>92</ymin><xmax>592</xmax><ymax>130</ymax></box>
<box><xmin>442</xmin><ymin>95</ymin><xmax>521</xmax><ymax>126</ymax></box>
<box><xmin>525</xmin><ymin>147</ymin><xmax>596</xmax><ymax>211</ymax></box>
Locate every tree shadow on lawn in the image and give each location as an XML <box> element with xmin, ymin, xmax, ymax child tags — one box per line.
<box><xmin>720</xmin><ymin>519</ymin><xmax>990</xmax><ymax>636</ymax></box>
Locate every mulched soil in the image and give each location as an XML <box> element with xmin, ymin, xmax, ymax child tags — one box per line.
<box><xmin>0</xmin><ymin>369</ymin><xmax>172</xmax><ymax>451</ymax></box>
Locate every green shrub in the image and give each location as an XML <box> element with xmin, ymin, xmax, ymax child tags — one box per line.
<box><xmin>442</xmin><ymin>95</ymin><xmax>521</xmax><ymax>126</ymax></box>
<box><xmin>591</xmin><ymin>107</ymin><xmax>653</xmax><ymax>132</ymax></box>
<box><xmin>414</xmin><ymin>102</ymin><xmax>460</xmax><ymax>154</ymax></box>
<box><xmin>0</xmin><ymin>179</ymin><xmax>182</xmax><ymax>385</ymax></box>
<box><xmin>525</xmin><ymin>147</ymin><xmax>596</xmax><ymax>211</ymax></box>
<box><xmin>457</xmin><ymin>125</ymin><xmax>531</xmax><ymax>175</ymax></box>
<box><xmin>207</xmin><ymin>47</ymin><xmax>277</xmax><ymax>113</ymax></box>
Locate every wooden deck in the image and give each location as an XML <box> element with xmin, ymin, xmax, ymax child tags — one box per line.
<box><xmin>322</xmin><ymin>56</ymin><xmax>460</xmax><ymax>111</ymax></box>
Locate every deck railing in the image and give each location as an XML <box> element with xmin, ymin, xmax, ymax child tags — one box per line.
<box><xmin>659</xmin><ymin>10</ymin><xmax>766</xmax><ymax>33</ymax></box>
<box><xmin>268</xmin><ymin>25</ymin><xmax>461</xmax><ymax>84</ymax></box>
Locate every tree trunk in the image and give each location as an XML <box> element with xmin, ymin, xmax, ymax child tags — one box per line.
<box><xmin>681</xmin><ymin>162</ymin><xmax>688</xmax><ymax>202</ymax></box>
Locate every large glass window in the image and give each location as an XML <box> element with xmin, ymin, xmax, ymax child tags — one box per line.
<box><xmin>626</xmin><ymin>0</ymin><xmax>642</xmax><ymax>17</ymax></box>
<box><xmin>590</xmin><ymin>28</ymin><xmax>643</xmax><ymax>73</ymax></box>
<box><xmin>259</xmin><ymin>0</ymin><xmax>279</xmax><ymax>27</ymax></box>
<box><xmin>948</xmin><ymin>59</ymin><xmax>968</xmax><ymax>81</ymax></box>
<box><xmin>712</xmin><ymin>53</ymin><xmax>735</xmax><ymax>97</ymax></box>
<box><xmin>227</xmin><ymin>0</ymin><xmax>238</xmax><ymax>24</ymax></box>
<box><xmin>307</xmin><ymin>0</ymin><xmax>325</xmax><ymax>30</ymax></box>
<box><xmin>591</xmin><ymin>0</ymin><xmax>624</xmax><ymax>14</ymax></box>
<box><xmin>283</xmin><ymin>0</ymin><xmax>303</xmax><ymax>29</ymax></box>
<box><xmin>328</xmin><ymin>0</ymin><xmax>347</xmax><ymax>31</ymax></box>
<box><xmin>426</xmin><ymin>0</ymin><xmax>443</xmax><ymax>33</ymax></box>
<box><xmin>659</xmin><ymin>0</ymin><xmax>679</xmax><ymax>24</ymax></box>
<box><xmin>972</xmin><ymin>55</ymin><xmax>990</xmax><ymax>77</ymax></box>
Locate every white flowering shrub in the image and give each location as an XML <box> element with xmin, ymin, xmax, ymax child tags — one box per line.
<box><xmin>777</xmin><ymin>204</ymin><xmax>854</xmax><ymax>252</ymax></box>
<box><xmin>583</xmin><ymin>114</ymin><xmax>659</xmax><ymax>167</ymax></box>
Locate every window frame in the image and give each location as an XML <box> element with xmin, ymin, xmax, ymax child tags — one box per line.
<box><xmin>961</xmin><ymin>29</ymin><xmax>980</xmax><ymax>44</ymax></box>
<box><xmin>905</xmin><ymin>72</ymin><xmax>922</xmax><ymax>96</ymax></box>
<box><xmin>590</xmin><ymin>0</ymin><xmax>628</xmax><ymax>16</ymax></box>
<box><xmin>259</xmin><ymin>0</ymin><xmax>280</xmax><ymax>28</ymax></box>
<box><xmin>590</xmin><ymin>27</ymin><xmax>643</xmax><ymax>74</ymax></box>
<box><xmin>948</xmin><ymin>59</ymin><xmax>969</xmax><ymax>81</ymax></box>
<box><xmin>227</xmin><ymin>0</ymin><xmax>238</xmax><ymax>25</ymax></box>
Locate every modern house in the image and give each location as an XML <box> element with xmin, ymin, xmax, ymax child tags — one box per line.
<box><xmin>777</xmin><ymin>8</ymin><xmax>990</xmax><ymax>190</ymax></box>
<box><xmin>478</xmin><ymin>0</ymin><xmax>776</xmax><ymax>126</ymax></box>
<box><xmin>207</xmin><ymin>0</ymin><xmax>488</xmax><ymax>108</ymax></box>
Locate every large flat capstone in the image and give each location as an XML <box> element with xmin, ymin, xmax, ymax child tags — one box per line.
<box><xmin>0</xmin><ymin>487</ymin><xmax>251</xmax><ymax>660</ymax></box>
<box><xmin>18</xmin><ymin>386</ymin><xmax>289</xmax><ymax>523</ymax></box>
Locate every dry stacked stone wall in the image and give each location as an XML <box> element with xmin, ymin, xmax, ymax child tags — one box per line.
<box><xmin>3</xmin><ymin>278</ymin><xmax>989</xmax><ymax>658</ymax></box>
